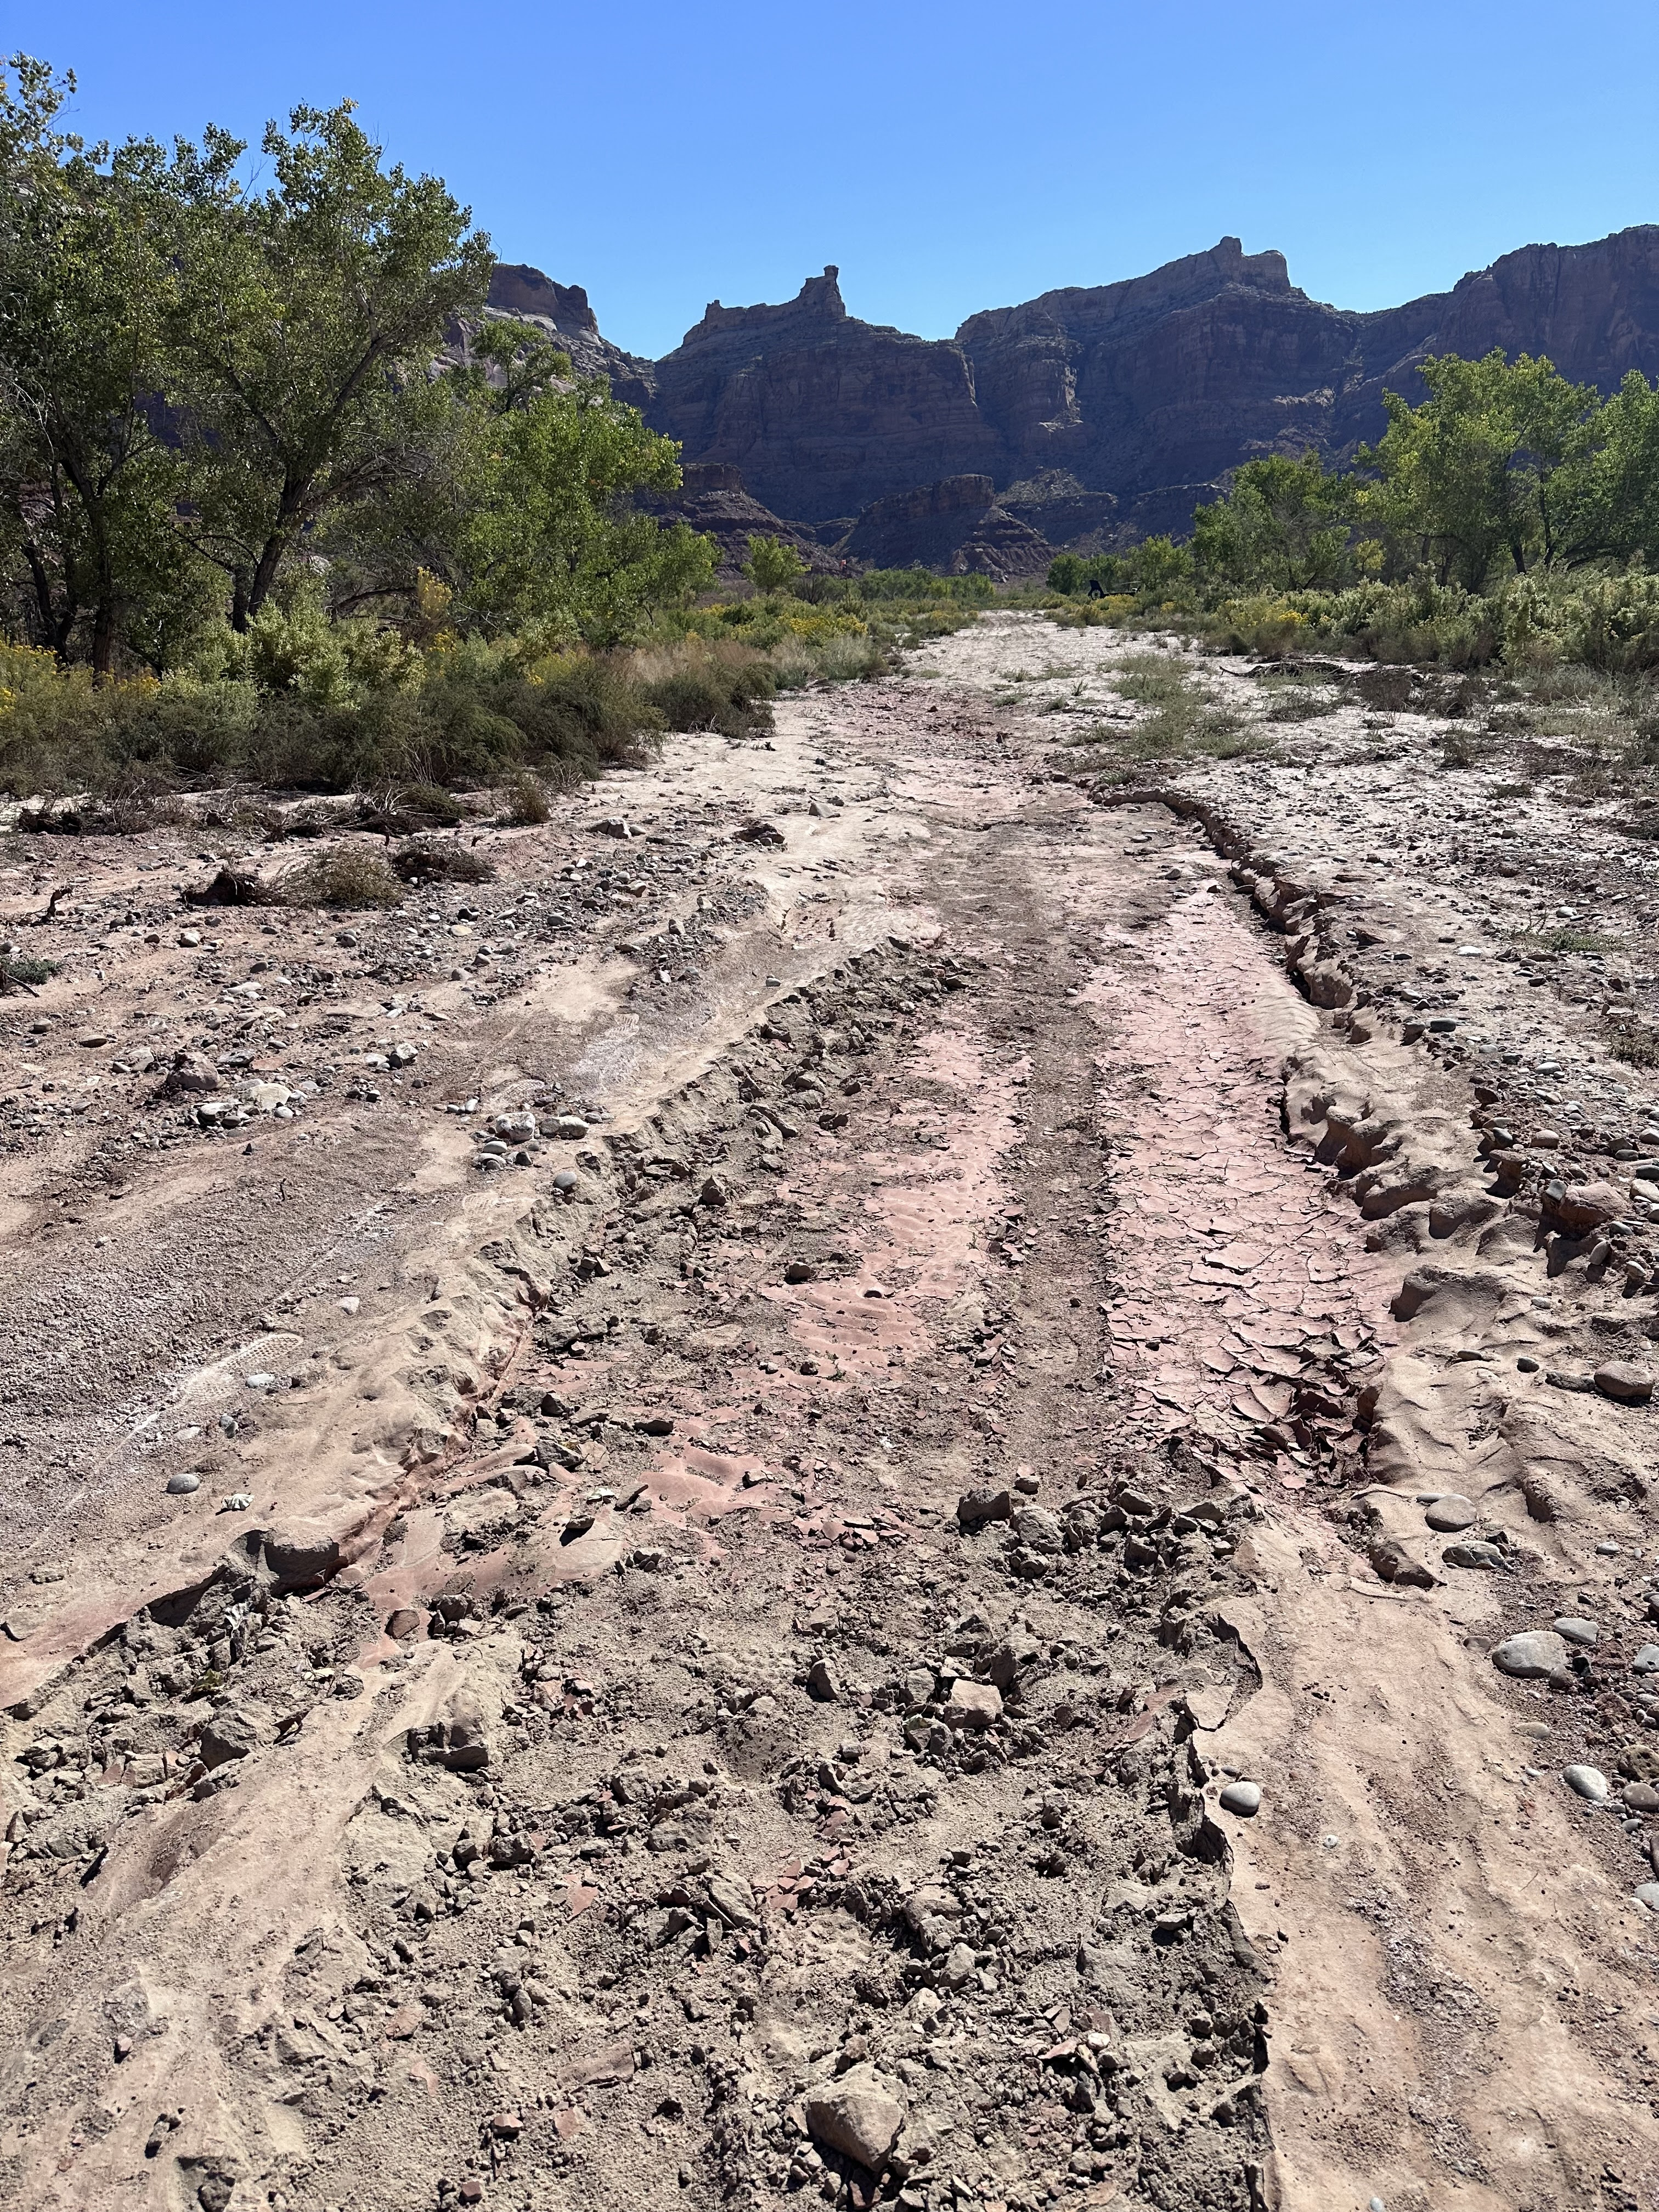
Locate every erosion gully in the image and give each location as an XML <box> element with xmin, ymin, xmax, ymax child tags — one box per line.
<box><xmin>3</xmin><ymin>618</ymin><xmax>1659</xmax><ymax>2212</ymax></box>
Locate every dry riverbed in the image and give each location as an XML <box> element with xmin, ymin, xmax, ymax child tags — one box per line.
<box><xmin>4</xmin><ymin>612</ymin><xmax>1659</xmax><ymax>2212</ymax></box>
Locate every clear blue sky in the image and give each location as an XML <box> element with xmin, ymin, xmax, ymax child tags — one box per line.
<box><xmin>13</xmin><ymin>1</ymin><xmax>1659</xmax><ymax>359</ymax></box>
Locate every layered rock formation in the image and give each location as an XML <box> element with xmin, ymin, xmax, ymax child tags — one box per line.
<box><xmin>479</xmin><ymin>263</ymin><xmax>656</xmax><ymax>410</ymax></box>
<box><xmin>645</xmin><ymin>268</ymin><xmax>1002</xmax><ymax>523</ymax></box>
<box><xmin>839</xmin><ymin>475</ymin><xmax>1054</xmax><ymax>579</ymax></box>
<box><xmin>637</xmin><ymin>462</ymin><xmax>833</xmax><ymax>578</ymax></box>
<box><xmin>493</xmin><ymin>226</ymin><xmax>1659</xmax><ymax>560</ymax></box>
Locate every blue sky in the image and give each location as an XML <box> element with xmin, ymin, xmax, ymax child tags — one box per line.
<box><xmin>13</xmin><ymin>1</ymin><xmax>1659</xmax><ymax>358</ymax></box>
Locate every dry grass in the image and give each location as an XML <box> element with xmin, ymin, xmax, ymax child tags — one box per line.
<box><xmin>276</xmin><ymin>846</ymin><xmax>405</xmax><ymax>910</ymax></box>
<box><xmin>500</xmin><ymin>769</ymin><xmax>551</xmax><ymax>825</ymax></box>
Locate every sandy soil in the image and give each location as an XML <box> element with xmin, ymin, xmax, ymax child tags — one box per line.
<box><xmin>5</xmin><ymin>612</ymin><xmax>1659</xmax><ymax>2212</ymax></box>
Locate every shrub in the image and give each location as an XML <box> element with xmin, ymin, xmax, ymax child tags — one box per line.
<box><xmin>744</xmin><ymin>534</ymin><xmax>807</xmax><ymax>594</ymax></box>
<box><xmin>0</xmin><ymin>949</ymin><xmax>57</xmax><ymax>993</ymax></box>
<box><xmin>391</xmin><ymin>837</ymin><xmax>495</xmax><ymax>883</ymax></box>
<box><xmin>276</xmin><ymin>846</ymin><xmax>406</xmax><ymax>908</ymax></box>
<box><xmin>500</xmin><ymin>768</ymin><xmax>551</xmax><ymax>824</ymax></box>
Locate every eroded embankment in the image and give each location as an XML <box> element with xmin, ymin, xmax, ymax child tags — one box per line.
<box><xmin>1084</xmin><ymin>777</ymin><xmax>1659</xmax><ymax>2212</ymax></box>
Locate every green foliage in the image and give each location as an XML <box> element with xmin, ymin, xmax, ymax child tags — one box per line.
<box><xmin>849</xmin><ymin>568</ymin><xmax>997</xmax><ymax>605</ymax></box>
<box><xmin>743</xmin><ymin>534</ymin><xmax>806</xmax><ymax>594</ymax></box>
<box><xmin>1046</xmin><ymin>542</ymin><xmax>1188</xmax><ymax>602</ymax></box>
<box><xmin>0</xmin><ymin>946</ymin><xmax>57</xmax><ymax>990</ymax></box>
<box><xmin>499</xmin><ymin>768</ymin><xmax>551</xmax><ymax>824</ymax></box>
<box><xmin>1191</xmin><ymin>452</ymin><xmax>1355</xmax><ymax>591</ymax></box>
<box><xmin>1356</xmin><ymin>351</ymin><xmax>1599</xmax><ymax>586</ymax></box>
<box><xmin>380</xmin><ymin>329</ymin><xmax>715</xmax><ymax>642</ymax></box>
<box><xmin>0</xmin><ymin>57</ymin><xmax>192</xmax><ymax>673</ymax></box>
<box><xmin>0</xmin><ymin>58</ymin><xmax>716</xmax><ymax>682</ymax></box>
<box><xmin>1107</xmin><ymin>651</ymin><xmax>1255</xmax><ymax>759</ymax></box>
<box><xmin>165</xmin><ymin>98</ymin><xmax>494</xmax><ymax>627</ymax></box>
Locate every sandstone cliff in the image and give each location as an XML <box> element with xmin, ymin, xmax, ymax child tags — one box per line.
<box><xmin>478</xmin><ymin>263</ymin><xmax>657</xmax><ymax>411</ymax></box>
<box><xmin>491</xmin><ymin>227</ymin><xmax>1659</xmax><ymax>555</ymax></box>
<box><xmin>645</xmin><ymin>268</ymin><xmax>1001</xmax><ymax>523</ymax></box>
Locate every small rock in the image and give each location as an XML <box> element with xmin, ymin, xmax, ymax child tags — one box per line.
<box><xmin>806</xmin><ymin>1658</ymin><xmax>840</xmax><ymax>1702</ymax></box>
<box><xmin>386</xmin><ymin>1607</ymin><xmax>421</xmax><ymax>1639</ymax></box>
<box><xmin>1442</xmin><ymin>1540</ymin><xmax>1507</xmax><ymax>1570</ymax></box>
<box><xmin>166</xmin><ymin>1469</ymin><xmax>201</xmax><ymax>1496</ymax></box>
<box><xmin>332</xmin><ymin>1669</ymin><xmax>365</xmax><ymax>1699</ymax></box>
<box><xmin>956</xmin><ymin>1486</ymin><xmax>1013</xmax><ymax>1531</ymax></box>
<box><xmin>1368</xmin><ymin>1539</ymin><xmax>1436</xmax><ymax>1588</ymax></box>
<box><xmin>1563</xmin><ymin>1763</ymin><xmax>1610</xmax><ymax>1803</ymax></box>
<box><xmin>706</xmin><ymin>1872</ymin><xmax>759</xmax><ymax>1929</ymax></box>
<box><xmin>1553</xmin><ymin>1616</ymin><xmax>1598</xmax><ymax>1647</ymax></box>
<box><xmin>944</xmin><ymin>1680</ymin><xmax>1002</xmax><ymax>1731</ymax></box>
<box><xmin>1219</xmin><ymin>1780</ymin><xmax>1261</xmax><ymax>1816</ymax></box>
<box><xmin>199</xmin><ymin>1708</ymin><xmax>257</xmax><ymax>1769</ymax></box>
<box><xmin>260</xmin><ymin>1522</ymin><xmax>341</xmax><ymax>1593</ymax></box>
<box><xmin>805</xmin><ymin>2067</ymin><xmax>905</xmax><ymax>2172</ymax></box>
<box><xmin>1492</xmin><ymin>1630</ymin><xmax>1568</xmax><ymax>1678</ymax></box>
<box><xmin>1542</xmin><ymin>1179</ymin><xmax>1624</xmax><ymax>1235</ymax></box>
<box><xmin>1634</xmin><ymin>1882</ymin><xmax>1659</xmax><ymax>1910</ymax></box>
<box><xmin>1424</xmin><ymin>1494</ymin><xmax>1477</xmax><ymax>1532</ymax></box>
<box><xmin>1595</xmin><ymin>1361</ymin><xmax>1655</xmax><ymax>1404</ymax></box>
<box><xmin>552</xmin><ymin>1115</ymin><xmax>589</xmax><ymax>1140</ymax></box>
<box><xmin>1626</xmin><ymin>1781</ymin><xmax>1659</xmax><ymax>1813</ymax></box>
<box><xmin>784</xmin><ymin>1260</ymin><xmax>816</xmax><ymax>1284</ymax></box>
<box><xmin>552</xmin><ymin>1170</ymin><xmax>579</xmax><ymax>1193</ymax></box>
<box><xmin>1012</xmin><ymin>1504</ymin><xmax>1063</xmax><ymax>1554</ymax></box>
<box><xmin>938</xmin><ymin>1940</ymin><xmax>977</xmax><ymax>1990</ymax></box>
<box><xmin>1546</xmin><ymin>1368</ymin><xmax>1595</xmax><ymax>1393</ymax></box>
<box><xmin>1632</xmin><ymin>1646</ymin><xmax>1659</xmax><ymax>1674</ymax></box>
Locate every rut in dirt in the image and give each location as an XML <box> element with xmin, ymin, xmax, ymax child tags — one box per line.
<box><xmin>0</xmin><ymin>684</ymin><xmax>1397</xmax><ymax>2212</ymax></box>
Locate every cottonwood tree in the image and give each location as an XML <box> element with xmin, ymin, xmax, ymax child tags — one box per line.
<box><xmin>0</xmin><ymin>56</ymin><xmax>184</xmax><ymax>672</ymax></box>
<box><xmin>166</xmin><ymin>100</ymin><xmax>494</xmax><ymax>629</ymax></box>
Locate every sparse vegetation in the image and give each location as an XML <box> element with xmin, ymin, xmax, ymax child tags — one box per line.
<box><xmin>390</xmin><ymin>837</ymin><xmax>494</xmax><ymax>883</ymax></box>
<box><xmin>276</xmin><ymin>846</ymin><xmax>405</xmax><ymax>909</ymax></box>
<box><xmin>0</xmin><ymin>945</ymin><xmax>55</xmax><ymax>991</ymax></box>
<box><xmin>499</xmin><ymin>768</ymin><xmax>551</xmax><ymax>825</ymax></box>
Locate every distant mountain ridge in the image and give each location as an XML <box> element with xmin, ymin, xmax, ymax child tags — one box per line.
<box><xmin>486</xmin><ymin>225</ymin><xmax>1659</xmax><ymax>570</ymax></box>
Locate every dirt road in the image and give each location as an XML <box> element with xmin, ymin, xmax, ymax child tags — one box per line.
<box><xmin>5</xmin><ymin>614</ymin><xmax>1659</xmax><ymax>2212</ymax></box>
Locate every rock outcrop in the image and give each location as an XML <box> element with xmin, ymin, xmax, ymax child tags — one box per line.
<box><xmin>839</xmin><ymin>475</ymin><xmax>1054</xmax><ymax>579</ymax></box>
<box><xmin>476</xmin><ymin>263</ymin><xmax>657</xmax><ymax>411</ymax></box>
<box><xmin>490</xmin><ymin>227</ymin><xmax>1659</xmax><ymax>555</ymax></box>
<box><xmin>639</xmin><ymin>462</ymin><xmax>834</xmax><ymax>579</ymax></box>
<box><xmin>645</xmin><ymin>267</ymin><xmax>1002</xmax><ymax>523</ymax></box>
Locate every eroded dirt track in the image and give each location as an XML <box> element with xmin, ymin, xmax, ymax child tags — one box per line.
<box><xmin>8</xmin><ymin>618</ymin><xmax>1659</xmax><ymax>2212</ymax></box>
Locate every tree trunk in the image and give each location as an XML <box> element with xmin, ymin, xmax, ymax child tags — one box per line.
<box><xmin>21</xmin><ymin>538</ymin><xmax>76</xmax><ymax>661</ymax></box>
<box><xmin>244</xmin><ymin>528</ymin><xmax>289</xmax><ymax>624</ymax></box>
<box><xmin>91</xmin><ymin>589</ymin><xmax>117</xmax><ymax>680</ymax></box>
